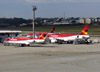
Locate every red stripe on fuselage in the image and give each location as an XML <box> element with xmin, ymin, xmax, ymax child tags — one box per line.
<box><xmin>49</xmin><ymin>34</ymin><xmax>78</xmax><ymax>38</ymax></box>
<box><xmin>7</xmin><ymin>38</ymin><xmax>44</xmax><ymax>41</ymax></box>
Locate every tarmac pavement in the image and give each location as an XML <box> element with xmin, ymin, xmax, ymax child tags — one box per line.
<box><xmin>0</xmin><ymin>42</ymin><xmax>100</xmax><ymax>72</ymax></box>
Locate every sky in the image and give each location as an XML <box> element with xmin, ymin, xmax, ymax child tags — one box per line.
<box><xmin>0</xmin><ymin>0</ymin><xmax>100</xmax><ymax>19</ymax></box>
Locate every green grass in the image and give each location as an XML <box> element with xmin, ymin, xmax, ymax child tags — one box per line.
<box><xmin>0</xmin><ymin>25</ymin><xmax>100</xmax><ymax>35</ymax></box>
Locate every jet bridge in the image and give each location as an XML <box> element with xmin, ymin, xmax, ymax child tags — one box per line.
<box><xmin>0</xmin><ymin>30</ymin><xmax>22</xmax><ymax>43</ymax></box>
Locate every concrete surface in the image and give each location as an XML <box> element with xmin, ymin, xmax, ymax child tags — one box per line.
<box><xmin>0</xmin><ymin>38</ymin><xmax>100</xmax><ymax>72</ymax></box>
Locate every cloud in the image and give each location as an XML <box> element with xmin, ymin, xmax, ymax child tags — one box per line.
<box><xmin>25</xmin><ymin>0</ymin><xmax>100</xmax><ymax>3</ymax></box>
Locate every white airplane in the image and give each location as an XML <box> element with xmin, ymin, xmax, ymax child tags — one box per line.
<box><xmin>45</xmin><ymin>25</ymin><xmax>90</xmax><ymax>44</ymax></box>
<box><xmin>4</xmin><ymin>33</ymin><xmax>46</xmax><ymax>46</ymax></box>
<box><xmin>3</xmin><ymin>26</ymin><xmax>55</xmax><ymax>46</ymax></box>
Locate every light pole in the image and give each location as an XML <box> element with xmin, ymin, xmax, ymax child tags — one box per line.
<box><xmin>32</xmin><ymin>6</ymin><xmax>37</xmax><ymax>38</ymax></box>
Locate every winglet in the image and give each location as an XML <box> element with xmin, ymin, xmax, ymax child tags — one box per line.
<box><xmin>80</xmin><ymin>25</ymin><xmax>89</xmax><ymax>35</ymax></box>
<box><xmin>50</xmin><ymin>26</ymin><xmax>55</xmax><ymax>33</ymax></box>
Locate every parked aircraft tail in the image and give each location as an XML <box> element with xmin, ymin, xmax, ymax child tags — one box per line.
<box><xmin>39</xmin><ymin>33</ymin><xmax>45</xmax><ymax>39</ymax></box>
<box><xmin>80</xmin><ymin>25</ymin><xmax>89</xmax><ymax>35</ymax></box>
<box><xmin>50</xmin><ymin>26</ymin><xmax>55</xmax><ymax>33</ymax></box>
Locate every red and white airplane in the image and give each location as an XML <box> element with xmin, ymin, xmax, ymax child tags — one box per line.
<box><xmin>4</xmin><ymin>33</ymin><xmax>46</xmax><ymax>46</ymax></box>
<box><xmin>27</xmin><ymin>26</ymin><xmax>55</xmax><ymax>38</ymax></box>
<box><xmin>4</xmin><ymin>26</ymin><xmax>55</xmax><ymax>46</ymax></box>
<box><xmin>46</xmin><ymin>25</ymin><xmax>90</xmax><ymax>44</ymax></box>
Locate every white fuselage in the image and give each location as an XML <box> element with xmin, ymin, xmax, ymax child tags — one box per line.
<box><xmin>5</xmin><ymin>38</ymin><xmax>45</xmax><ymax>45</ymax></box>
<box><xmin>49</xmin><ymin>35</ymin><xmax>90</xmax><ymax>43</ymax></box>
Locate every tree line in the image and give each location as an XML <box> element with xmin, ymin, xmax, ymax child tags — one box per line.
<box><xmin>0</xmin><ymin>17</ymin><xmax>32</xmax><ymax>27</ymax></box>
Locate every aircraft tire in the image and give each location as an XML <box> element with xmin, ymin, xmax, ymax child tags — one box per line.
<box><xmin>20</xmin><ymin>44</ymin><xmax>26</xmax><ymax>47</ymax></box>
<box><xmin>4</xmin><ymin>42</ymin><xmax>10</xmax><ymax>46</ymax></box>
<box><xmin>57</xmin><ymin>40</ymin><xmax>62</xmax><ymax>44</ymax></box>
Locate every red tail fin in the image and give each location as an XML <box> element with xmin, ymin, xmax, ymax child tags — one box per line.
<box><xmin>50</xmin><ymin>26</ymin><xmax>55</xmax><ymax>33</ymax></box>
<box><xmin>80</xmin><ymin>25</ymin><xmax>89</xmax><ymax>35</ymax></box>
<box><xmin>39</xmin><ymin>33</ymin><xmax>45</xmax><ymax>39</ymax></box>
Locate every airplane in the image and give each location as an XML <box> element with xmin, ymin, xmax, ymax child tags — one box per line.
<box><xmin>27</xmin><ymin>26</ymin><xmax>55</xmax><ymax>38</ymax></box>
<box><xmin>4</xmin><ymin>33</ymin><xmax>46</xmax><ymax>47</ymax></box>
<box><xmin>45</xmin><ymin>25</ymin><xmax>90</xmax><ymax>44</ymax></box>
